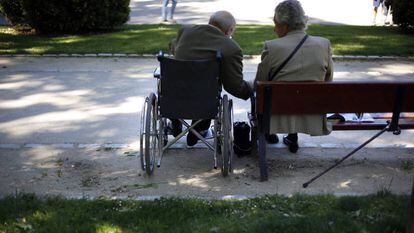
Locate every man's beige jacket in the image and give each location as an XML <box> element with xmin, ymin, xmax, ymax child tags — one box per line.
<box><xmin>170</xmin><ymin>25</ymin><xmax>252</xmax><ymax>100</ymax></box>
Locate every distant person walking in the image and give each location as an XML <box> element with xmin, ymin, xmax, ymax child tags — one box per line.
<box><xmin>373</xmin><ymin>0</ymin><xmax>382</xmax><ymax>25</ymax></box>
<box><xmin>382</xmin><ymin>0</ymin><xmax>393</xmax><ymax>25</ymax></box>
<box><xmin>161</xmin><ymin>0</ymin><xmax>178</xmax><ymax>23</ymax></box>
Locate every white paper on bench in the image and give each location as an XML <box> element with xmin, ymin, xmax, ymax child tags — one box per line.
<box><xmin>327</xmin><ymin>113</ymin><xmax>375</xmax><ymax>122</ymax></box>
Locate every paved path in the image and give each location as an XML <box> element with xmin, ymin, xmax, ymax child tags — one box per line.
<box><xmin>1</xmin><ymin>57</ymin><xmax>413</xmax><ymax>198</ymax></box>
<box><xmin>1</xmin><ymin>57</ymin><xmax>413</xmax><ymax>148</ymax></box>
<box><xmin>131</xmin><ymin>0</ymin><xmax>385</xmax><ymax>26</ymax></box>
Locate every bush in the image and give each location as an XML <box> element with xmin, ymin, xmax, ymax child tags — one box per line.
<box><xmin>392</xmin><ymin>0</ymin><xmax>414</xmax><ymax>32</ymax></box>
<box><xmin>0</xmin><ymin>0</ymin><xmax>25</xmax><ymax>26</ymax></box>
<box><xmin>0</xmin><ymin>0</ymin><xmax>130</xmax><ymax>34</ymax></box>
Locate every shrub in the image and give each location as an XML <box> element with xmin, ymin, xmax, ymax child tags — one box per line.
<box><xmin>0</xmin><ymin>0</ymin><xmax>130</xmax><ymax>34</ymax></box>
<box><xmin>392</xmin><ymin>0</ymin><xmax>414</xmax><ymax>32</ymax></box>
<box><xmin>0</xmin><ymin>0</ymin><xmax>25</xmax><ymax>26</ymax></box>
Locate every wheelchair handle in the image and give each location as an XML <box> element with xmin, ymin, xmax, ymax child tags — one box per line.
<box><xmin>157</xmin><ymin>50</ymin><xmax>165</xmax><ymax>62</ymax></box>
<box><xmin>216</xmin><ymin>50</ymin><xmax>222</xmax><ymax>61</ymax></box>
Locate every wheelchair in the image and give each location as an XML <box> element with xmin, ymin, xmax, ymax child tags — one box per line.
<box><xmin>139</xmin><ymin>51</ymin><xmax>234</xmax><ymax>177</ymax></box>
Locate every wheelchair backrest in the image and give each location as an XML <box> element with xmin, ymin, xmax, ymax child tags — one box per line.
<box><xmin>158</xmin><ymin>54</ymin><xmax>221</xmax><ymax>119</ymax></box>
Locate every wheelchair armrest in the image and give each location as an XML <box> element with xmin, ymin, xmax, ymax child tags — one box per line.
<box><xmin>248</xmin><ymin>94</ymin><xmax>257</xmax><ymax>127</ymax></box>
<box><xmin>248</xmin><ymin>113</ymin><xmax>257</xmax><ymax>127</ymax></box>
<box><xmin>153</xmin><ymin>67</ymin><xmax>160</xmax><ymax>78</ymax></box>
<box><xmin>248</xmin><ymin>96</ymin><xmax>259</xmax><ymax>155</ymax></box>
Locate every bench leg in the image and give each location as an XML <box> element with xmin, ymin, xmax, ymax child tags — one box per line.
<box><xmin>258</xmin><ymin>132</ymin><xmax>268</xmax><ymax>181</ymax></box>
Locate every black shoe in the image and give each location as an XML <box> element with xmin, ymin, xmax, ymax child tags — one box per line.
<box><xmin>187</xmin><ymin>130</ymin><xmax>208</xmax><ymax>147</ymax></box>
<box><xmin>186</xmin><ymin>132</ymin><xmax>199</xmax><ymax>146</ymax></box>
<box><xmin>171</xmin><ymin>120</ymin><xmax>182</xmax><ymax>137</ymax></box>
<box><xmin>265</xmin><ymin>134</ymin><xmax>279</xmax><ymax>144</ymax></box>
<box><xmin>283</xmin><ymin>136</ymin><xmax>299</xmax><ymax>153</ymax></box>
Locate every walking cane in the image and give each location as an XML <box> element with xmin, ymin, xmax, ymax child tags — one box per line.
<box><xmin>303</xmin><ymin>87</ymin><xmax>404</xmax><ymax>188</ymax></box>
<box><xmin>303</xmin><ymin>125</ymin><xmax>389</xmax><ymax>188</ymax></box>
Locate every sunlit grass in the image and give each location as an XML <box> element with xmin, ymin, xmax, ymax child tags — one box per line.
<box><xmin>96</xmin><ymin>223</ymin><xmax>123</xmax><ymax>233</ymax></box>
<box><xmin>1</xmin><ymin>24</ymin><xmax>413</xmax><ymax>56</ymax></box>
<box><xmin>0</xmin><ymin>193</ymin><xmax>410</xmax><ymax>232</ymax></box>
<box><xmin>57</xmin><ymin>37</ymin><xmax>86</xmax><ymax>44</ymax></box>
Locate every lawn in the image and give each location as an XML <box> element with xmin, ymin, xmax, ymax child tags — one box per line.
<box><xmin>0</xmin><ymin>192</ymin><xmax>410</xmax><ymax>233</ymax></box>
<box><xmin>1</xmin><ymin>24</ymin><xmax>414</xmax><ymax>56</ymax></box>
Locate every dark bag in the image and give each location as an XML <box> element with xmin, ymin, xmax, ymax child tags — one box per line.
<box><xmin>233</xmin><ymin>121</ymin><xmax>252</xmax><ymax>157</ymax></box>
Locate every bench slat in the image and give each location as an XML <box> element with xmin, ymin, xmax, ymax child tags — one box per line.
<box><xmin>332</xmin><ymin>119</ymin><xmax>414</xmax><ymax>130</ymax></box>
<box><xmin>256</xmin><ymin>81</ymin><xmax>414</xmax><ymax>114</ymax></box>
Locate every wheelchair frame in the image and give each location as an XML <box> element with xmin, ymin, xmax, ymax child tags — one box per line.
<box><xmin>139</xmin><ymin>51</ymin><xmax>234</xmax><ymax>177</ymax></box>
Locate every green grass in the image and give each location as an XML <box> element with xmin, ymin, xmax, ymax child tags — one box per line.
<box><xmin>0</xmin><ymin>25</ymin><xmax>181</xmax><ymax>55</ymax></box>
<box><xmin>1</xmin><ymin>24</ymin><xmax>414</xmax><ymax>56</ymax></box>
<box><xmin>0</xmin><ymin>192</ymin><xmax>410</xmax><ymax>233</ymax></box>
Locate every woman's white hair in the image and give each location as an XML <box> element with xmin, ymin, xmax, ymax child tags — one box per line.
<box><xmin>274</xmin><ymin>0</ymin><xmax>308</xmax><ymax>30</ymax></box>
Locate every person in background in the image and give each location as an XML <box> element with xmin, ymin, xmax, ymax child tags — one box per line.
<box><xmin>162</xmin><ymin>0</ymin><xmax>178</xmax><ymax>23</ymax></box>
<box><xmin>373</xmin><ymin>0</ymin><xmax>382</xmax><ymax>25</ymax></box>
<box><xmin>382</xmin><ymin>0</ymin><xmax>393</xmax><ymax>25</ymax></box>
<box><xmin>254</xmin><ymin>0</ymin><xmax>333</xmax><ymax>153</ymax></box>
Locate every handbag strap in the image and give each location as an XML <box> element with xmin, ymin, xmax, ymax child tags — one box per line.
<box><xmin>268</xmin><ymin>34</ymin><xmax>309</xmax><ymax>81</ymax></box>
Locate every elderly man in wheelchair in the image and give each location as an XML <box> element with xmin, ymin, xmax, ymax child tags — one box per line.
<box><xmin>139</xmin><ymin>11</ymin><xmax>253</xmax><ymax>177</ymax></box>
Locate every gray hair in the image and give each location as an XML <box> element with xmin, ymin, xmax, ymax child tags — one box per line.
<box><xmin>209</xmin><ymin>11</ymin><xmax>236</xmax><ymax>32</ymax></box>
<box><xmin>274</xmin><ymin>0</ymin><xmax>308</xmax><ymax>30</ymax></box>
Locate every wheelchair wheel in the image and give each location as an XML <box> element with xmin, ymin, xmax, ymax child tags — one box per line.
<box><xmin>139</xmin><ymin>99</ymin><xmax>146</xmax><ymax>171</ymax></box>
<box><xmin>140</xmin><ymin>93</ymin><xmax>158</xmax><ymax>175</ymax></box>
<box><xmin>220</xmin><ymin>95</ymin><xmax>234</xmax><ymax>177</ymax></box>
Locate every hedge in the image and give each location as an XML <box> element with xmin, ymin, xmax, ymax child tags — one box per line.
<box><xmin>0</xmin><ymin>0</ymin><xmax>25</xmax><ymax>26</ymax></box>
<box><xmin>392</xmin><ymin>0</ymin><xmax>414</xmax><ymax>32</ymax></box>
<box><xmin>0</xmin><ymin>0</ymin><xmax>130</xmax><ymax>34</ymax></box>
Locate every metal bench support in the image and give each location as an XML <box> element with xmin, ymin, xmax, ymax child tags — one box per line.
<box><xmin>258</xmin><ymin>86</ymin><xmax>272</xmax><ymax>181</ymax></box>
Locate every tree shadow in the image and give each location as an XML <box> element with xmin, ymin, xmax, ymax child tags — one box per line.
<box><xmin>1</xmin><ymin>55</ymin><xmax>414</xmax><ymax>204</ymax></box>
<box><xmin>0</xmin><ymin>57</ymin><xmax>158</xmax><ymax>144</ymax></box>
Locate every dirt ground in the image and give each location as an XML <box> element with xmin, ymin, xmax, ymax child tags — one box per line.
<box><xmin>1</xmin><ymin>146</ymin><xmax>413</xmax><ymax>199</ymax></box>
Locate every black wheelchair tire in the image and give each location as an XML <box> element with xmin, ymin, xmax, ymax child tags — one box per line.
<box><xmin>139</xmin><ymin>103</ymin><xmax>145</xmax><ymax>171</ymax></box>
<box><xmin>141</xmin><ymin>93</ymin><xmax>157</xmax><ymax>175</ymax></box>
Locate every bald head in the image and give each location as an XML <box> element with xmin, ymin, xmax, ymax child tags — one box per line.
<box><xmin>208</xmin><ymin>11</ymin><xmax>236</xmax><ymax>37</ymax></box>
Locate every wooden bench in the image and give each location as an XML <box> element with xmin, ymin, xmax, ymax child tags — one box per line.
<box><xmin>251</xmin><ymin>81</ymin><xmax>414</xmax><ymax>181</ymax></box>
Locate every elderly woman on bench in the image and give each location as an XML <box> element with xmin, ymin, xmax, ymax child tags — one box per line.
<box><xmin>254</xmin><ymin>0</ymin><xmax>333</xmax><ymax>153</ymax></box>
